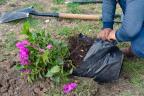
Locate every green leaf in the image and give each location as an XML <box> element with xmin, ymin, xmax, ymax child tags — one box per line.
<box><xmin>39</xmin><ymin>72</ymin><xmax>43</xmax><ymax>79</ymax></box>
<box><xmin>21</xmin><ymin>22</ymin><xmax>31</xmax><ymax>36</ymax></box>
<box><xmin>42</xmin><ymin>50</ymin><xmax>49</xmax><ymax>63</ymax></box>
<box><xmin>51</xmin><ymin>76</ymin><xmax>60</xmax><ymax>83</ymax></box>
<box><xmin>69</xmin><ymin>68</ymin><xmax>73</xmax><ymax>74</ymax></box>
<box><xmin>52</xmin><ymin>39</ymin><xmax>60</xmax><ymax>46</ymax></box>
<box><xmin>57</xmin><ymin>58</ymin><xmax>64</xmax><ymax>65</ymax></box>
<box><xmin>27</xmin><ymin>75</ymin><xmax>33</xmax><ymax>83</ymax></box>
<box><xmin>15</xmin><ymin>64</ymin><xmax>25</xmax><ymax>70</ymax></box>
<box><xmin>35</xmin><ymin>57</ymin><xmax>40</xmax><ymax>66</ymax></box>
<box><xmin>50</xmin><ymin>65</ymin><xmax>60</xmax><ymax>74</ymax></box>
<box><xmin>30</xmin><ymin>74</ymin><xmax>35</xmax><ymax>81</ymax></box>
<box><xmin>45</xmin><ymin>71</ymin><xmax>53</xmax><ymax>77</ymax></box>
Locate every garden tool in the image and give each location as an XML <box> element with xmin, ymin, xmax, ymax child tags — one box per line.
<box><xmin>0</xmin><ymin>6</ymin><xmax>121</xmax><ymax>23</ymax></box>
<box><xmin>65</xmin><ymin>0</ymin><xmax>102</xmax><ymax>4</ymax></box>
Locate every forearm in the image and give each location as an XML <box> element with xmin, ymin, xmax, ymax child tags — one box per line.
<box><xmin>102</xmin><ymin>0</ymin><xmax>117</xmax><ymax>29</ymax></box>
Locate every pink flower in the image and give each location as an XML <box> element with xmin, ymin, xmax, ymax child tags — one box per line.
<box><xmin>16</xmin><ymin>42</ymin><xmax>25</xmax><ymax>49</ymax></box>
<box><xmin>16</xmin><ymin>40</ymin><xmax>30</xmax><ymax>49</ymax></box>
<box><xmin>47</xmin><ymin>44</ymin><xmax>53</xmax><ymax>49</ymax></box>
<box><xmin>63</xmin><ymin>82</ymin><xmax>77</xmax><ymax>94</ymax></box>
<box><xmin>21</xmin><ymin>40</ymin><xmax>30</xmax><ymax>45</ymax></box>
<box><xmin>19</xmin><ymin>47</ymin><xmax>29</xmax><ymax>65</ymax></box>
<box><xmin>16</xmin><ymin>40</ymin><xmax>30</xmax><ymax>65</ymax></box>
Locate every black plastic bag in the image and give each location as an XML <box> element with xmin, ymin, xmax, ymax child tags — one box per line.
<box><xmin>72</xmin><ymin>39</ymin><xmax>124</xmax><ymax>83</ymax></box>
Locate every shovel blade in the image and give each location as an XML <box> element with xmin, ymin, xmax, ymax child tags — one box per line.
<box><xmin>0</xmin><ymin>7</ymin><xmax>34</xmax><ymax>23</ymax></box>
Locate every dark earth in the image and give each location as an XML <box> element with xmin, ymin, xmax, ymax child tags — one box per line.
<box><xmin>69</xmin><ymin>33</ymin><xmax>94</xmax><ymax>66</ymax></box>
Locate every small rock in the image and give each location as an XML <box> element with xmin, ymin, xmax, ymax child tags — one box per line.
<box><xmin>45</xmin><ymin>19</ymin><xmax>50</xmax><ymax>23</ymax></box>
<box><xmin>80</xmin><ymin>49</ymin><xmax>84</xmax><ymax>52</ymax></box>
<box><xmin>34</xmin><ymin>88</ymin><xmax>40</xmax><ymax>94</ymax></box>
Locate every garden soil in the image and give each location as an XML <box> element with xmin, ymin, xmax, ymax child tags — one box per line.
<box><xmin>0</xmin><ymin>61</ymin><xmax>51</xmax><ymax>96</ymax></box>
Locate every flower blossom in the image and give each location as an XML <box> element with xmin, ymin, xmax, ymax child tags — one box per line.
<box><xmin>63</xmin><ymin>82</ymin><xmax>77</xmax><ymax>94</ymax></box>
<box><xmin>47</xmin><ymin>44</ymin><xmax>53</xmax><ymax>49</ymax></box>
<box><xmin>16</xmin><ymin>40</ymin><xmax>30</xmax><ymax>65</ymax></box>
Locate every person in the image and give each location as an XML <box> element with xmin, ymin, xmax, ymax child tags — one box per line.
<box><xmin>98</xmin><ymin>0</ymin><xmax>144</xmax><ymax>57</ymax></box>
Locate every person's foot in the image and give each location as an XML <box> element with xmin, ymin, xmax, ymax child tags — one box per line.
<box><xmin>121</xmin><ymin>47</ymin><xmax>135</xmax><ymax>57</ymax></box>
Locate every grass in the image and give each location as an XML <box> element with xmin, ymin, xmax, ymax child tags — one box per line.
<box><xmin>4</xmin><ymin>32</ymin><xmax>17</xmax><ymax>51</ymax></box>
<box><xmin>26</xmin><ymin>17</ymin><xmax>42</xmax><ymax>28</ymax></box>
<box><xmin>53</xmin><ymin>0</ymin><xmax>64</xmax><ymax>4</ymax></box>
<box><xmin>44</xmin><ymin>77</ymin><xmax>98</xmax><ymax>96</ymax></box>
<box><xmin>51</xmin><ymin>6</ymin><xmax>60</xmax><ymax>12</ymax></box>
<box><xmin>120</xmin><ymin>91</ymin><xmax>134</xmax><ymax>96</ymax></box>
<box><xmin>0</xmin><ymin>0</ymin><xmax>6</xmax><ymax>5</ymax></box>
<box><xmin>25</xmin><ymin>2</ymin><xmax>45</xmax><ymax>11</ymax></box>
<box><xmin>0</xmin><ymin>32</ymin><xmax>17</xmax><ymax>62</ymax></box>
<box><xmin>123</xmin><ymin>58</ymin><xmax>144</xmax><ymax>92</ymax></box>
<box><xmin>57</xmin><ymin>26</ymin><xmax>73</xmax><ymax>37</ymax></box>
<box><xmin>67</xmin><ymin>3</ymin><xmax>81</xmax><ymax>13</ymax></box>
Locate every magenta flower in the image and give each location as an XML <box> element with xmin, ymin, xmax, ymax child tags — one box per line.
<box><xmin>47</xmin><ymin>44</ymin><xmax>53</xmax><ymax>49</ymax></box>
<box><xmin>63</xmin><ymin>82</ymin><xmax>77</xmax><ymax>94</ymax></box>
<box><xmin>16</xmin><ymin>40</ymin><xmax>30</xmax><ymax>65</ymax></box>
<box><xmin>16</xmin><ymin>40</ymin><xmax>30</xmax><ymax>49</ymax></box>
<box><xmin>16</xmin><ymin>42</ymin><xmax>25</xmax><ymax>49</ymax></box>
<box><xmin>21</xmin><ymin>40</ymin><xmax>30</xmax><ymax>46</ymax></box>
<box><xmin>19</xmin><ymin>48</ymin><xmax>29</xmax><ymax>65</ymax></box>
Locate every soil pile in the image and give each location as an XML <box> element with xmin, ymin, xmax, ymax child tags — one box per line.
<box><xmin>69</xmin><ymin>33</ymin><xmax>94</xmax><ymax>66</ymax></box>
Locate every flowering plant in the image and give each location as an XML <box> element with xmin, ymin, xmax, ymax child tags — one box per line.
<box><xmin>63</xmin><ymin>82</ymin><xmax>77</xmax><ymax>94</ymax></box>
<box><xmin>15</xmin><ymin>22</ymin><xmax>73</xmax><ymax>82</ymax></box>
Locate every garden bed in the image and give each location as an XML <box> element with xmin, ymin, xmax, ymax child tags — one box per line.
<box><xmin>0</xmin><ymin>34</ymin><xmax>93</xmax><ymax>96</ymax></box>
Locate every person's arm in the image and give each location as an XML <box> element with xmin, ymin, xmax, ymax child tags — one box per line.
<box><xmin>98</xmin><ymin>0</ymin><xmax>117</xmax><ymax>40</ymax></box>
<box><xmin>116</xmin><ymin>0</ymin><xmax>144</xmax><ymax>42</ymax></box>
<box><xmin>102</xmin><ymin>0</ymin><xmax>117</xmax><ymax>29</ymax></box>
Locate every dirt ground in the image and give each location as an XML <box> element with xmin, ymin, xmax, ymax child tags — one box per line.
<box><xmin>0</xmin><ymin>0</ymin><xmax>144</xmax><ymax>96</ymax></box>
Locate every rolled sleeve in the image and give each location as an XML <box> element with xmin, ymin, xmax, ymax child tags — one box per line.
<box><xmin>102</xmin><ymin>0</ymin><xmax>117</xmax><ymax>29</ymax></box>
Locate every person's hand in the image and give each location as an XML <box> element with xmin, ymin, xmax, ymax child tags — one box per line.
<box><xmin>107</xmin><ymin>30</ymin><xmax>116</xmax><ymax>41</ymax></box>
<box><xmin>97</xmin><ymin>28</ymin><xmax>112</xmax><ymax>40</ymax></box>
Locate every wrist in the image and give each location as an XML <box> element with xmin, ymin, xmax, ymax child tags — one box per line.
<box><xmin>103</xmin><ymin>22</ymin><xmax>114</xmax><ymax>29</ymax></box>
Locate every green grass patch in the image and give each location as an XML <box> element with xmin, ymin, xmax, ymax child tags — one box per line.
<box><xmin>25</xmin><ymin>3</ymin><xmax>45</xmax><ymax>11</ymax></box>
<box><xmin>120</xmin><ymin>91</ymin><xmax>134</xmax><ymax>96</ymax></box>
<box><xmin>51</xmin><ymin>6</ymin><xmax>60</xmax><ymax>12</ymax></box>
<box><xmin>73</xmin><ymin>22</ymin><xmax>101</xmax><ymax>36</ymax></box>
<box><xmin>123</xmin><ymin>58</ymin><xmax>144</xmax><ymax>88</ymax></box>
<box><xmin>67</xmin><ymin>3</ymin><xmax>81</xmax><ymax>14</ymax></box>
<box><xmin>26</xmin><ymin>17</ymin><xmax>42</xmax><ymax>28</ymax></box>
<box><xmin>0</xmin><ymin>0</ymin><xmax>6</xmax><ymax>5</ymax></box>
<box><xmin>4</xmin><ymin>32</ymin><xmax>17</xmax><ymax>51</ymax></box>
<box><xmin>57</xmin><ymin>26</ymin><xmax>73</xmax><ymax>37</ymax></box>
<box><xmin>45</xmin><ymin>78</ymin><xmax>98</xmax><ymax>96</ymax></box>
<box><xmin>53</xmin><ymin>0</ymin><xmax>64</xmax><ymax>4</ymax></box>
